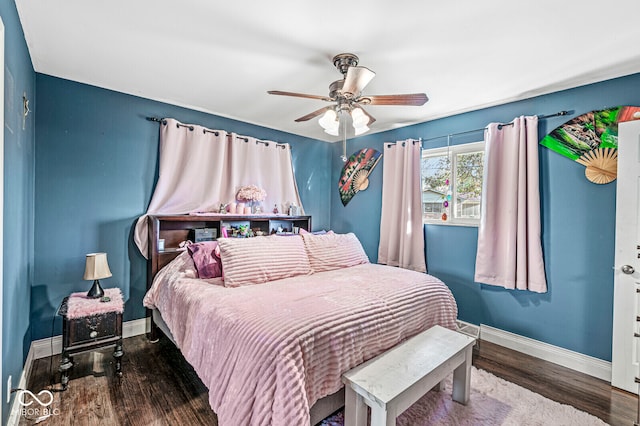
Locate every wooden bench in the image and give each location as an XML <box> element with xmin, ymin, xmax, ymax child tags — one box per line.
<box><xmin>341</xmin><ymin>325</ymin><xmax>476</xmax><ymax>426</ymax></box>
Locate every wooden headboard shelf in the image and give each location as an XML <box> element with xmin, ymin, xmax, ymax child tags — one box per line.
<box><xmin>146</xmin><ymin>214</ymin><xmax>312</xmax><ymax>290</ymax></box>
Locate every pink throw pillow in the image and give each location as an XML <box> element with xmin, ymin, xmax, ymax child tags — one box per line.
<box><xmin>301</xmin><ymin>232</ymin><xmax>369</xmax><ymax>273</ymax></box>
<box><xmin>187</xmin><ymin>241</ymin><xmax>223</xmax><ymax>279</ymax></box>
<box><xmin>217</xmin><ymin>235</ymin><xmax>312</xmax><ymax>287</ymax></box>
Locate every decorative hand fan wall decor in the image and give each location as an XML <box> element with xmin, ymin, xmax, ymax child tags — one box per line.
<box><xmin>338</xmin><ymin>148</ymin><xmax>382</xmax><ymax>206</ymax></box>
<box><xmin>268</xmin><ymin>53</ymin><xmax>428</xmax><ymax>160</ymax></box>
<box><xmin>540</xmin><ymin>106</ymin><xmax>640</xmax><ymax>184</ymax></box>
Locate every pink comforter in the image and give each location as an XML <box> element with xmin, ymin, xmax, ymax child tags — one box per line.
<box><xmin>144</xmin><ymin>253</ymin><xmax>458</xmax><ymax>426</ymax></box>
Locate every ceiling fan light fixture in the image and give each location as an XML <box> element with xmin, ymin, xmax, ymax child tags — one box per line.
<box><xmin>268</xmin><ymin>53</ymin><xmax>428</xmax><ymax>141</ymax></box>
<box><xmin>318</xmin><ymin>109</ymin><xmax>338</xmax><ymax>130</ymax></box>
<box><xmin>324</xmin><ymin>127</ymin><xmax>340</xmax><ymax>136</ymax></box>
<box><xmin>351</xmin><ymin>107</ymin><xmax>369</xmax><ymax>127</ymax></box>
<box><xmin>354</xmin><ymin>124</ymin><xmax>370</xmax><ymax>136</ymax></box>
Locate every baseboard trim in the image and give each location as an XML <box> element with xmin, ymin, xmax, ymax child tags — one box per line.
<box><xmin>6</xmin><ymin>343</ymin><xmax>35</xmax><ymax>426</ymax></box>
<box><xmin>480</xmin><ymin>324</ymin><xmax>611</xmax><ymax>382</ymax></box>
<box><xmin>456</xmin><ymin>319</ymin><xmax>480</xmax><ymax>339</ymax></box>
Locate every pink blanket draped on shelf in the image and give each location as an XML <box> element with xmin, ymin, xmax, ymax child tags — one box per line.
<box><xmin>144</xmin><ymin>253</ymin><xmax>458</xmax><ymax>426</ymax></box>
<box><xmin>133</xmin><ymin>118</ymin><xmax>304</xmax><ymax>258</ymax></box>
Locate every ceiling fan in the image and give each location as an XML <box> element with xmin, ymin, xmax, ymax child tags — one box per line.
<box><xmin>268</xmin><ymin>53</ymin><xmax>429</xmax><ymax>138</ymax></box>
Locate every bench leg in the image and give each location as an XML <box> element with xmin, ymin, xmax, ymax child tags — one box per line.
<box><xmin>370</xmin><ymin>404</ymin><xmax>396</xmax><ymax>426</ymax></box>
<box><xmin>344</xmin><ymin>386</ymin><xmax>367</xmax><ymax>426</ymax></box>
<box><xmin>452</xmin><ymin>345</ymin><xmax>473</xmax><ymax>404</ymax></box>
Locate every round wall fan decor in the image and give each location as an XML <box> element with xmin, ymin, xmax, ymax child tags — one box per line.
<box><xmin>338</xmin><ymin>148</ymin><xmax>382</xmax><ymax>206</ymax></box>
<box><xmin>575</xmin><ymin>148</ymin><xmax>618</xmax><ymax>184</ymax></box>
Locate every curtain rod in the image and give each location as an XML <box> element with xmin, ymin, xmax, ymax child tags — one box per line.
<box><xmin>421</xmin><ymin>110</ymin><xmax>571</xmax><ymax>143</ymax></box>
<box><xmin>145</xmin><ymin>117</ymin><xmax>287</xmax><ymax>149</ymax></box>
<box><xmin>385</xmin><ymin>139</ymin><xmax>422</xmax><ymax>148</ymax></box>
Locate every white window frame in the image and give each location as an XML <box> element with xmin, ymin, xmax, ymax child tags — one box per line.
<box><xmin>422</xmin><ymin>141</ymin><xmax>485</xmax><ymax>227</ymax></box>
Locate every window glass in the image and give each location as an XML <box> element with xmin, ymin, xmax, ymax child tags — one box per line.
<box><xmin>455</xmin><ymin>151</ymin><xmax>483</xmax><ymax>220</ymax></box>
<box><xmin>421</xmin><ymin>141</ymin><xmax>484</xmax><ymax>226</ymax></box>
<box><xmin>421</xmin><ymin>154</ymin><xmax>450</xmax><ymax>220</ymax></box>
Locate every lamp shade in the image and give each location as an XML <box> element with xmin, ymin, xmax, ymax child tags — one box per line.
<box><xmin>83</xmin><ymin>253</ymin><xmax>112</xmax><ymax>280</ymax></box>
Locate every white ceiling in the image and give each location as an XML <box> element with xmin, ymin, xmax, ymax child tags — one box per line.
<box><xmin>16</xmin><ymin>1</ymin><xmax>640</xmax><ymax>142</ymax></box>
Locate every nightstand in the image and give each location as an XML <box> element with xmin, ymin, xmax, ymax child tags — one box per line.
<box><xmin>57</xmin><ymin>288</ymin><xmax>124</xmax><ymax>389</ymax></box>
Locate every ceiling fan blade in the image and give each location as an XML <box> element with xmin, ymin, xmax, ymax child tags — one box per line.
<box><xmin>341</xmin><ymin>66</ymin><xmax>376</xmax><ymax>96</ymax></box>
<box><xmin>294</xmin><ymin>106</ymin><xmax>334</xmax><ymax>122</ymax></box>
<box><xmin>267</xmin><ymin>90</ymin><xmax>332</xmax><ymax>102</ymax></box>
<box><xmin>360</xmin><ymin>93</ymin><xmax>429</xmax><ymax>106</ymax></box>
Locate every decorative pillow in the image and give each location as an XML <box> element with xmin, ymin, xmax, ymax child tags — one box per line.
<box><xmin>217</xmin><ymin>235</ymin><xmax>312</xmax><ymax>287</ymax></box>
<box><xmin>301</xmin><ymin>232</ymin><xmax>369</xmax><ymax>272</ymax></box>
<box><xmin>187</xmin><ymin>241</ymin><xmax>223</xmax><ymax>279</ymax></box>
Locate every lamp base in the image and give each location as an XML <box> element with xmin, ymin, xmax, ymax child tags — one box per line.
<box><xmin>87</xmin><ymin>279</ymin><xmax>104</xmax><ymax>299</ymax></box>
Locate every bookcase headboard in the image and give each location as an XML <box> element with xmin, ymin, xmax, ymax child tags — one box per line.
<box><xmin>146</xmin><ymin>214</ymin><xmax>312</xmax><ymax>290</ymax></box>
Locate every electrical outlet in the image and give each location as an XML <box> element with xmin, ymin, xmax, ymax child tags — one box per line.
<box><xmin>6</xmin><ymin>375</ymin><xmax>11</xmax><ymax>403</ymax></box>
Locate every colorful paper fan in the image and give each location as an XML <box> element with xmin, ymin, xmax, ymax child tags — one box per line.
<box><xmin>575</xmin><ymin>148</ymin><xmax>618</xmax><ymax>184</ymax></box>
<box><xmin>339</xmin><ymin>148</ymin><xmax>382</xmax><ymax>206</ymax></box>
<box><xmin>540</xmin><ymin>106</ymin><xmax>640</xmax><ymax>184</ymax></box>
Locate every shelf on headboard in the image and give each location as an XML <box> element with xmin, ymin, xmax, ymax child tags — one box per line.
<box><xmin>146</xmin><ymin>214</ymin><xmax>312</xmax><ymax>290</ymax></box>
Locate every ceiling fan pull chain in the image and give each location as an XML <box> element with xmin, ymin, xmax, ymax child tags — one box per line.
<box><xmin>342</xmin><ymin>115</ymin><xmax>348</xmax><ymax>162</ymax></box>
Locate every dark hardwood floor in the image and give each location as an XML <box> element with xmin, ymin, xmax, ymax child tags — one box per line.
<box><xmin>18</xmin><ymin>335</ymin><xmax>638</xmax><ymax>425</ymax></box>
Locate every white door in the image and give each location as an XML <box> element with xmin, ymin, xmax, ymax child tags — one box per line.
<box><xmin>611</xmin><ymin>119</ymin><xmax>640</xmax><ymax>392</ymax></box>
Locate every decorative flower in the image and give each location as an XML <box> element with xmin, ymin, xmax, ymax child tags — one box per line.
<box><xmin>236</xmin><ymin>185</ymin><xmax>267</xmax><ymax>202</ymax></box>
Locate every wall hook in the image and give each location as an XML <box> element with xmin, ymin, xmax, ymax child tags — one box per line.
<box><xmin>22</xmin><ymin>93</ymin><xmax>31</xmax><ymax>131</ymax></box>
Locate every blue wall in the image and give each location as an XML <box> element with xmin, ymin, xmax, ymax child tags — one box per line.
<box><xmin>0</xmin><ymin>1</ymin><xmax>36</xmax><ymax>421</ymax></box>
<box><xmin>33</xmin><ymin>74</ymin><xmax>332</xmax><ymax>340</ymax></box>
<box><xmin>330</xmin><ymin>72</ymin><xmax>640</xmax><ymax>361</ymax></box>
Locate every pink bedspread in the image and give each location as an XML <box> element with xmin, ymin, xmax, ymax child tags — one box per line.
<box><xmin>144</xmin><ymin>252</ymin><xmax>457</xmax><ymax>426</ymax></box>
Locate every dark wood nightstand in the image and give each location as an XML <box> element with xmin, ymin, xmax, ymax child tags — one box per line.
<box><xmin>57</xmin><ymin>291</ymin><xmax>124</xmax><ymax>389</ymax></box>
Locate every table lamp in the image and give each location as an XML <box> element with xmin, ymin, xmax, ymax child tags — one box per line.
<box><xmin>83</xmin><ymin>252</ymin><xmax>112</xmax><ymax>298</ymax></box>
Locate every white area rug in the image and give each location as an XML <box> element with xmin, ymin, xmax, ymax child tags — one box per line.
<box><xmin>320</xmin><ymin>367</ymin><xmax>607</xmax><ymax>425</ymax></box>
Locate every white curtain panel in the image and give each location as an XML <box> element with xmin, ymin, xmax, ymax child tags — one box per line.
<box><xmin>134</xmin><ymin>118</ymin><xmax>303</xmax><ymax>258</ymax></box>
<box><xmin>378</xmin><ymin>139</ymin><xmax>426</xmax><ymax>272</ymax></box>
<box><xmin>474</xmin><ymin>116</ymin><xmax>547</xmax><ymax>293</ymax></box>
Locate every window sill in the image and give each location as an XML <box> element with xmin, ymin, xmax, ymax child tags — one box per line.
<box><xmin>424</xmin><ymin>221</ymin><xmax>479</xmax><ymax>228</ymax></box>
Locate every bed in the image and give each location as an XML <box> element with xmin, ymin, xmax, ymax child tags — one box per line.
<box><xmin>143</xmin><ymin>218</ymin><xmax>458</xmax><ymax>426</ymax></box>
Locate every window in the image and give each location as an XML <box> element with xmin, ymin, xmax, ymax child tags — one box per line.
<box><xmin>421</xmin><ymin>141</ymin><xmax>484</xmax><ymax>226</ymax></box>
